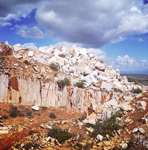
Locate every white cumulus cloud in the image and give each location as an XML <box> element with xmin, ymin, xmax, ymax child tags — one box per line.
<box><xmin>0</xmin><ymin>0</ymin><xmax>148</xmax><ymax>47</ymax></box>
<box><xmin>16</xmin><ymin>26</ymin><xmax>44</xmax><ymax>39</ymax></box>
<box><xmin>113</xmin><ymin>55</ymin><xmax>148</xmax><ymax>72</ymax></box>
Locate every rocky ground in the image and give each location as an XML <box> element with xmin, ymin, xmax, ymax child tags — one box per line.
<box><xmin>0</xmin><ymin>92</ymin><xmax>148</xmax><ymax>150</ymax></box>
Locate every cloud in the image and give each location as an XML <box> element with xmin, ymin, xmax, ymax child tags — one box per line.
<box><xmin>16</xmin><ymin>26</ymin><xmax>44</xmax><ymax>39</ymax></box>
<box><xmin>0</xmin><ymin>21</ymin><xmax>11</xmax><ymax>27</ymax></box>
<box><xmin>0</xmin><ymin>0</ymin><xmax>40</xmax><ymax>20</ymax></box>
<box><xmin>1</xmin><ymin>0</ymin><xmax>148</xmax><ymax>47</ymax></box>
<box><xmin>35</xmin><ymin>0</ymin><xmax>148</xmax><ymax>47</ymax></box>
<box><xmin>22</xmin><ymin>43</ymin><xmax>37</xmax><ymax>50</ymax></box>
<box><xmin>113</xmin><ymin>55</ymin><xmax>148</xmax><ymax>72</ymax></box>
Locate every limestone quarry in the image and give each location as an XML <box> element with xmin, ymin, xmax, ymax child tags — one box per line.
<box><xmin>0</xmin><ymin>41</ymin><xmax>148</xmax><ymax>150</ymax></box>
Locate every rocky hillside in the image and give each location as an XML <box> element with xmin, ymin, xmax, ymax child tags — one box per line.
<box><xmin>0</xmin><ymin>41</ymin><xmax>148</xmax><ymax>149</ymax></box>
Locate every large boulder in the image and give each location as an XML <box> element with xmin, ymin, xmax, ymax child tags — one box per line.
<box><xmin>83</xmin><ymin>112</ymin><xmax>97</xmax><ymax>125</ymax></box>
<box><xmin>0</xmin><ymin>42</ymin><xmax>13</xmax><ymax>56</ymax></box>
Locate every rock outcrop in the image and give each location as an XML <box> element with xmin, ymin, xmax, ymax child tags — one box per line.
<box><xmin>0</xmin><ymin>42</ymin><xmax>147</xmax><ymax>119</ymax></box>
<box><xmin>0</xmin><ymin>42</ymin><xmax>148</xmax><ymax>150</ymax></box>
<box><xmin>0</xmin><ymin>42</ymin><xmax>13</xmax><ymax>56</ymax></box>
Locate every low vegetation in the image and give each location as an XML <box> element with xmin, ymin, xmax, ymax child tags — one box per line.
<box><xmin>57</xmin><ymin>78</ymin><xmax>71</xmax><ymax>89</ymax></box>
<box><xmin>49</xmin><ymin>63</ymin><xmax>59</xmax><ymax>71</ymax></box>
<box><xmin>9</xmin><ymin>106</ymin><xmax>33</xmax><ymax>118</ymax></box>
<box><xmin>23</xmin><ymin>60</ymin><xmax>30</xmax><ymax>65</ymax></box>
<box><xmin>41</xmin><ymin>106</ymin><xmax>47</xmax><ymax>111</ymax></box>
<box><xmin>48</xmin><ymin>127</ymin><xmax>72</xmax><ymax>143</ymax></box>
<box><xmin>91</xmin><ymin>111</ymin><xmax>122</xmax><ymax>138</ymax></box>
<box><xmin>49</xmin><ymin>112</ymin><xmax>56</xmax><ymax>118</ymax></box>
<box><xmin>127</xmin><ymin>77</ymin><xmax>137</xmax><ymax>83</ymax></box>
<box><xmin>75</xmin><ymin>81</ymin><xmax>84</xmax><ymax>88</ymax></box>
<box><xmin>0</xmin><ymin>114</ymin><xmax>8</xmax><ymax>119</ymax></box>
<box><xmin>9</xmin><ymin>106</ymin><xmax>19</xmax><ymax>118</ymax></box>
<box><xmin>26</xmin><ymin>109</ymin><xmax>32</xmax><ymax>117</ymax></box>
<box><xmin>133</xmin><ymin>88</ymin><xmax>142</xmax><ymax>94</ymax></box>
<box><xmin>78</xmin><ymin>115</ymin><xmax>86</xmax><ymax>122</ymax></box>
<box><xmin>126</xmin><ymin>75</ymin><xmax>148</xmax><ymax>86</ymax></box>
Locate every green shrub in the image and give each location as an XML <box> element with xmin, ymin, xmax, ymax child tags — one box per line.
<box><xmin>23</xmin><ymin>60</ymin><xmax>30</xmax><ymax>65</ymax></box>
<box><xmin>10</xmin><ymin>106</ymin><xmax>18</xmax><ymax>118</ymax></box>
<box><xmin>23</xmin><ymin>142</ymin><xmax>39</xmax><ymax>149</ymax></box>
<box><xmin>92</xmin><ymin>111</ymin><xmax>122</xmax><ymax>138</ymax></box>
<box><xmin>127</xmin><ymin>77</ymin><xmax>137</xmax><ymax>83</ymax></box>
<box><xmin>9</xmin><ymin>106</ymin><xmax>25</xmax><ymax>118</ymax></box>
<box><xmin>26</xmin><ymin>109</ymin><xmax>32</xmax><ymax>117</ymax></box>
<box><xmin>57</xmin><ymin>78</ymin><xmax>71</xmax><ymax>89</ymax></box>
<box><xmin>133</xmin><ymin>88</ymin><xmax>142</xmax><ymax>94</ymax></box>
<box><xmin>49</xmin><ymin>63</ymin><xmax>59</xmax><ymax>71</ymax></box>
<box><xmin>0</xmin><ymin>115</ymin><xmax>8</xmax><ymax>119</ymax></box>
<box><xmin>78</xmin><ymin>115</ymin><xmax>86</xmax><ymax>122</ymax></box>
<box><xmin>49</xmin><ymin>112</ymin><xmax>56</xmax><ymax>118</ymax></box>
<box><xmin>41</xmin><ymin>106</ymin><xmax>47</xmax><ymax>111</ymax></box>
<box><xmin>28</xmin><ymin>130</ymin><xmax>37</xmax><ymax>135</ymax></box>
<box><xmin>48</xmin><ymin>127</ymin><xmax>72</xmax><ymax>143</ymax></box>
<box><xmin>63</xmin><ymin>78</ymin><xmax>71</xmax><ymax>86</ymax></box>
<box><xmin>75</xmin><ymin>81</ymin><xmax>84</xmax><ymax>88</ymax></box>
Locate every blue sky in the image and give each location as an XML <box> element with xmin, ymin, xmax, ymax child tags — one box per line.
<box><xmin>0</xmin><ymin>0</ymin><xmax>148</xmax><ymax>74</ymax></box>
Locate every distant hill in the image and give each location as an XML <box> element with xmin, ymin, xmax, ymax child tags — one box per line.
<box><xmin>121</xmin><ymin>74</ymin><xmax>148</xmax><ymax>86</ymax></box>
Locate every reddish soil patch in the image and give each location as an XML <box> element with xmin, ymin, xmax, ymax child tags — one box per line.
<box><xmin>0</xmin><ymin>103</ymin><xmax>84</xmax><ymax>150</ymax></box>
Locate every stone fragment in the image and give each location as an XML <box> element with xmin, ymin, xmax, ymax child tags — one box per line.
<box><xmin>132</xmin><ymin>128</ymin><xmax>138</xmax><ymax>133</ymax></box>
<box><xmin>124</xmin><ymin>118</ymin><xmax>131</xmax><ymax>124</ymax></box>
<box><xmin>86</xmin><ymin>127</ymin><xmax>94</xmax><ymax>133</ymax></box>
<box><xmin>139</xmin><ymin>128</ymin><xmax>145</xmax><ymax>134</ymax></box>
<box><xmin>97</xmin><ymin>142</ymin><xmax>103</xmax><ymax>147</ymax></box>
<box><xmin>136</xmin><ymin>101</ymin><xmax>146</xmax><ymax>110</ymax></box>
<box><xmin>28</xmin><ymin>51</ymin><xmax>34</xmax><ymax>57</ymax></box>
<box><xmin>143</xmin><ymin>114</ymin><xmax>148</xmax><ymax>123</ymax></box>
<box><xmin>83</xmin><ymin>113</ymin><xmax>97</xmax><ymax>125</ymax></box>
<box><xmin>31</xmin><ymin>106</ymin><xmax>39</xmax><ymax>111</ymax></box>
<box><xmin>95</xmin><ymin>61</ymin><xmax>105</xmax><ymax>71</ymax></box>
<box><xmin>143</xmin><ymin>141</ymin><xmax>148</xmax><ymax>149</ymax></box>
<box><xmin>15</xmin><ymin>54</ymin><xmax>23</xmax><ymax>59</ymax></box>
<box><xmin>120</xmin><ymin>104</ymin><xmax>132</xmax><ymax>112</ymax></box>
<box><xmin>104</xmin><ymin>141</ymin><xmax>111</xmax><ymax>146</ymax></box>
<box><xmin>18</xmin><ymin>125</ymin><xmax>23</xmax><ymax>132</ymax></box>
<box><xmin>115</xmin><ymin>117</ymin><xmax>121</xmax><ymax>124</ymax></box>
<box><xmin>96</xmin><ymin>134</ymin><xmax>103</xmax><ymax>141</ymax></box>
<box><xmin>101</xmin><ymin>82</ymin><xmax>112</xmax><ymax>91</ymax></box>
<box><xmin>121</xmin><ymin>143</ymin><xmax>128</xmax><ymax>149</ymax></box>
<box><xmin>13</xmin><ymin>43</ymin><xmax>22</xmax><ymax>51</ymax></box>
<box><xmin>0</xmin><ymin>130</ymin><xmax>9</xmax><ymax>134</ymax></box>
<box><xmin>33</xmin><ymin>66</ymin><xmax>40</xmax><ymax>72</ymax></box>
